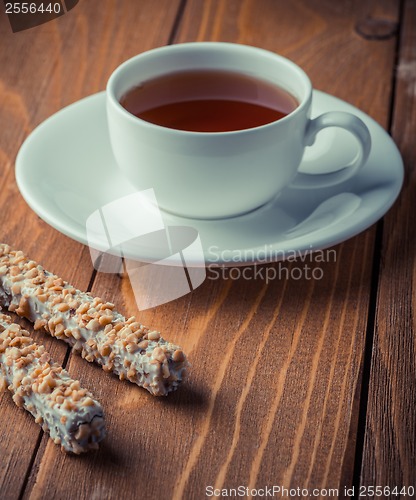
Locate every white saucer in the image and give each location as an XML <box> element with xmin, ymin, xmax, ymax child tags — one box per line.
<box><xmin>16</xmin><ymin>91</ymin><xmax>403</xmax><ymax>266</ymax></box>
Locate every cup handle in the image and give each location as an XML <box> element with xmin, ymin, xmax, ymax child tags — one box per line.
<box><xmin>290</xmin><ymin>111</ymin><xmax>372</xmax><ymax>189</ymax></box>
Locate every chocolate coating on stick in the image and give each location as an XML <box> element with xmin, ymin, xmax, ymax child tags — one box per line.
<box><xmin>0</xmin><ymin>313</ymin><xmax>105</xmax><ymax>454</ymax></box>
<box><xmin>0</xmin><ymin>244</ymin><xmax>189</xmax><ymax>396</ymax></box>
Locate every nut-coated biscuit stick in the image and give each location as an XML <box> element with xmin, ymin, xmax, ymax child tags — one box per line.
<box><xmin>0</xmin><ymin>244</ymin><xmax>189</xmax><ymax>396</ymax></box>
<box><xmin>0</xmin><ymin>313</ymin><xmax>105</xmax><ymax>454</ymax></box>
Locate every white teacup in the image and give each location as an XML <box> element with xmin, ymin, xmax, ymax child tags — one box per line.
<box><xmin>106</xmin><ymin>42</ymin><xmax>371</xmax><ymax>219</ymax></box>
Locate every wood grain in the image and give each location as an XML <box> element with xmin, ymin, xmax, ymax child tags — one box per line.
<box><xmin>0</xmin><ymin>0</ymin><xmax>408</xmax><ymax>498</ymax></box>
<box><xmin>360</xmin><ymin>0</ymin><xmax>416</xmax><ymax>488</ymax></box>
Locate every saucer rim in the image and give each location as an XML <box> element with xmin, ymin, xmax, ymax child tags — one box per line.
<box><xmin>15</xmin><ymin>90</ymin><xmax>404</xmax><ymax>267</ymax></box>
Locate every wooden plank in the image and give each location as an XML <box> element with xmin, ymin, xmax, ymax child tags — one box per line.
<box><xmin>0</xmin><ymin>1</ymin><xmax>182</xmax><ymax>498</ymax></box>
<box><xmin>360</xmin><ymin>0</ymin><xmax>416</xmax><ymax>488</ymax></box>
<box><xmin>0</xmin><ymin>9</ymin><xmax>90</xmax><ymax>499</ymax></box>
<box><xmin>172</xmin><ymin>0</ymin><xmax>400</xmax><ymax>496</ymax></box>
<box><xmin>20</xmin><ymin>1</ymin><xmax>401</xmax><ymax>499</ymax></box>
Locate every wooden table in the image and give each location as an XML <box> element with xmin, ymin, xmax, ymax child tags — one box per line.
<box><xmin>0</xmin><ymin>1</ymin><xmax>415</xmax><ymax>498</ymax></box>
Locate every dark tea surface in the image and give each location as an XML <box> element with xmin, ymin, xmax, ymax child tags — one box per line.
<box><xmin>120</xmin><ymin>70</ymin><xmax>298</xmax><ymax>132</ymax></box>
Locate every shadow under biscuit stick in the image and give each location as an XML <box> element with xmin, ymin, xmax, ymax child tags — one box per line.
<box><xmin>0</xmin><ymin>313</ymin><xmax>105</xmax><ymax>454</ymax></box>
<box><xmin>0</xmin><ymin>244</ymin><xmax>189</xmax><ymax>397</ymax></box>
